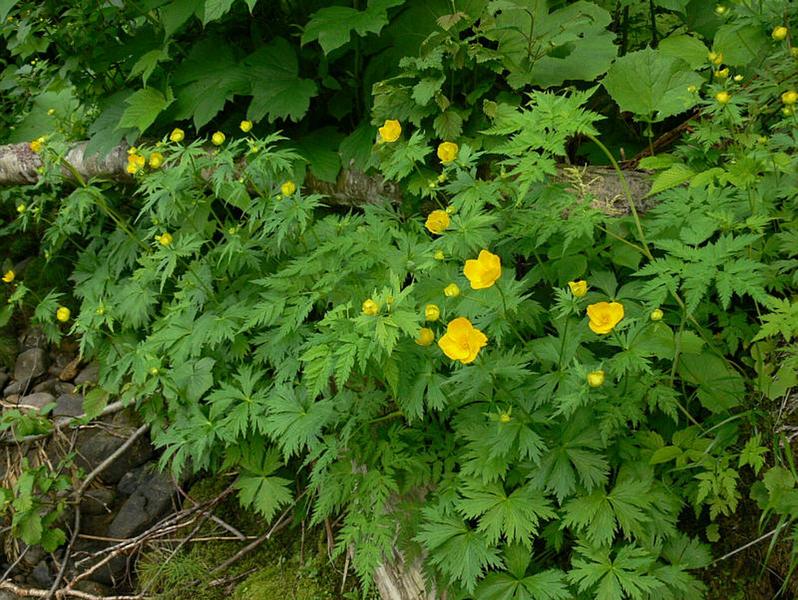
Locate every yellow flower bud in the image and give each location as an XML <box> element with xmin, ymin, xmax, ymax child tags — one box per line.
<box><xmin>499</xmin><ymin>412</ymin><xmax>511</xmax><ymax>423</ymax></box>
<box><xmin>444</xmin><ymin>283</ymin><xmax>460</xmax><ymax>298</ymax></box>
<box><xmin>126</xmin><ymin>163</ymin><xmax>139</xmax><ymax>174</ymax></box>
<box><xmin>437</xmin><ymin>141</ymin><xmax>459</xmax><ymax>164</ymax></box>
<box><xmin>47</xmin><ymin>108</ymin><xmax>55</xmax><ymax>116</ymax></box>
<box><xmin>687</xmin><ymin>84</ymin><xmax>698</xmax><ymax>94</ymax></box>
<box><xmin>425</xmin><ymin>210</ymin><xmax>450</xmax><ymax>235</ymax></box>
<box><xmin>157</xmin><ymin>232</ymin><xmax>173</xmax><ymax>246</ymax></box>
<box><xmin>650</xmin><ymin>308</ymin><xmax>664</xmax><ymax>321</ymax></box>
<box><xmin>170</xmin><ymin>128</ymin><xmax>185</xmax><ymax>143</ymax></box>
<box><xmin>148</xmin><ymin>152</ymin><xmax>164</xmax><ymax>169</ymax></box>
<box><xmin>714</xmin><ymin>4</ymin><xmax>727</xmax><ymax>15</ymax></box>
<box><xmin>29</xmin><ymin>138</ymin><xmax>44</xmax><ymax>153</ymax></box>
<box><xmin>281</xmin><ymin>180</ymin><xmax>297</xmax><ymax>197</ymax></box>
<box><xmin>95</xmin><ymin>305</ymin><xmax>105</xmax><ymax>316</ymax></box>
<box><xmin>425</xmin><ymin>304</ymin><xmax>441</xmax><ymax>322</ymax></box>
<box><xmin>17</xmin><ymin>203</ymin><xmax>26</xmax><ymax>214</ymax></box>
<box><xmin>211</xmin><ymin>131</ymin><xmax>226</xmax><ymax>146</ymax></box>
<box><xmin>149</xmin><ymin>367</ymin><xmax>160</xmax><ymax>376</ymax></box>
<box><xmin>416</xmin><ymin>327</ymin><xmax>435</xmax><ymax>346</ymax></box>
<box><xmin>587</xmin><ymin>370</ymin><xmax>605</xmax><ymax>388</ymax></box>
<box><xmin>240</xmin><ymin>120</ymin><xmax>253</xmax><ymax>133</ymax></box>
<box><xmin>772</xmin><ymin>26</ymin><xmax>788</xmax><ymax>41</ymax></box>
<box><xmin>708</xmin><ymin>51</ymin><xmax>723</xmax><ymax>65</ymax></box>
<box><xmin>127</xmin><ymin>146</ymin><xmax>138</xmax><ymax>155</ymax></box>
<box><xmin>56</xmin><ymin>306</ymin><xmax>71</xmax><ymax>323</ymax></box>
<box><xmin>783</xmin><ymin>106</ymin><xmax>795</xmax><ymax>116</ymax></box>
<box><xmin>434</xmin><ymin>250</ymin><xmax>445</xmax><ymax>261</ymax></box>
<box><xmin>715</xmin><ymin>91</ymin><xmax>731</xmax><ymax>105</ymax></box>
<box><xmin>378</xmin><ymin>119</ymin><xmax>402</xmax><ymax>143</ymax></box>
<box><xmin>782</xmin><ymin>90</ymin><xmax>798</xmax><ymax>106</ymax></box>
<box><xmin>714</xmin><ymin>68</ymin><xmax>729</xmax><ymax>79</ymax></box>
<box><xmin>733</xmin><ymin>74</ymin><xmax>743</xmax><ymax>82</ymax></box>
<box><xmin>568</xmin><ymin>280</ymin><xmax>588</xmax><ymax>297</ymax></box>
<box><xmin>2</xmin><ymin>270</ymin><xmax>14</xmax><ymax>283</ymax></box>
<box><xmin>362</xmin><ymin>299</ymin><xmax>380</xmax><ymax>316</ymax></box>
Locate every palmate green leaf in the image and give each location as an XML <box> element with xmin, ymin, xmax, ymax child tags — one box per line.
<box><xmin>264</xmin><ymin>385</ymin><xmax>334</xmax><ymax>460</ymax></box>
<box><xmin>458</xmin><ymin>480</ymin><xmax>555</xmax><ymax>547</ymax></box>
<box><xmin>568</xmin><ymin>544</ymin><xmax>659</xmax><ymax>600</ymax></box>
<box><xmin>302</xmin><ymin>0</ymin><xmax>406</xmax><ymax>55</ymax></box>
<box><xmin>602</xmin><ymin>48</ymin><xmax>702</xmax><ymax>121</ymax></box>
<box><xmin>415</xmin><ymin>507</ymin><xmax>504</xmax><ymax>593</ymax></box>
<box><xmin>475</xmin><ymin>569</ymin><xmax>571</xmax><ymax>600</ymax></box>
<box><xmin>118</xmin><ymin>87</ymin><xmax>173</xmax><ymax>133</ymax></box>
<box><xmin>235</xmin><ymin>468</ymin><xmax>293</xmax><ymax>521</ymax></box>
<box><xmin>245</xmin><ymin>38</ymin><xmax>318</xmax><ymax>123</ymax></box>
<box><xmin>160</xmin><ymin>0</ymin><xmax>199</xmax><ymax>38</ymax></box>
<box><xmin>202</xmin><ymin>0</ymin><xmax>235</xmax><ymax>25</ymax></box>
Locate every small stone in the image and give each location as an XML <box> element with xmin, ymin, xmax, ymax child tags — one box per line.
<box><xmin>74</xmin><ymin>362</ymin><xmax>99</xmax><ymax>386</ymax></box>
<box><xmin>32</xmin><ymin>378</ymin><xmax>57</xmax><ymax>394</ymax></box>
<box><xmin>53</xmin><ymin>393</ymin><xmax>84</xmax><ymax>418</ymax></box>
<box><xmin>107</xmin><ymin>469</ymin><xmax>175</xmax><ymax>538</ymax></box>
<box><xmin>14</xmin><ymin>348</ymin><xmax>48</xmax><ymax>386</ymax></box>
<box><xmin>18</xmin><ymin>392</ymin><xmax>55</xmax><ymax>412</ymax></box>
<box><xmin>20</xmin><ymin>326</ymin><xmax>45</xmax><ymax>350</ymax></box>
<box><xmin>54</xmin><ymin>382</ymin><xmax>76</xmax><ymax>395</ymax></box>
<box><xmin>31</xmin><ymin>560</ymin><xmax>53</xmax><ymax>588</ymax></box>
<box><xmin>80</xmin><ymin>486</ymin><xmax>116</xmax><ymax>515</ymax></box>
<box><xmin>19</xmin><ymin>543</ymin><xmax>44</xmax><ymax>568</ymax></box>
<box><xmin>5</xmin><ymin>394</ymin><xmax>19</xmax><ymax>405</ymax></box>
<box><xmin>4</xmin><ymin>381</ymin><xmax>22</xmax><ymax>397</ymax></box>
<box><xmin>58</xmin><ymin>356</ymin><xmax>82</xmax><ymax>382</ymax></box>
<box><xmin>0</xmin><ymin>371</ymin><xmax>8</xmax><ymax>389</ymax></box>
<box><xmin>74</xmin><ymin>412</ymin><xmax>154</xmax><ymax>484</ymax></box>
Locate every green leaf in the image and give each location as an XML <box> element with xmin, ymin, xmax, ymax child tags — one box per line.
<box><xmin>40</xmin><ymin>527</ymin><xmax>66</xmax><ymax>552</ymax></box>
<box><xmin>82</xmin><ymin>388</ymin><xmax>109</xmax><ymax>420</ymax></box>
<box><xmin>568</xmin><ymin>545</ymin><xmax>659</xmax><ymax>600</ymax></box>
<box><xmin>0</xmin><ymin>0</ymin><xmax>18</xmax><ymax>21</ymax></box>
<box><xmin>658</xmin><ymin>34</ymin><xmax>708</xmax><ymax>69</ymax></box>
<box><xmin>16</xmin><ymin>512</ymin><xmax>43</xmax><ymax>546</ymax></box>
<box><xmin>245</xmin><ymin>38</ymin><xmax>318</xmax><ymax>122</ymax></box>
<box><xmin>678</xmin><ymin>352</ymin><xmax>744</xmax><ymax>413</ymax></box>
<box><xmin>603</xmin><ymin>48</ymin><xmax>702</xmax><ymax>121</ymax></box>
<box><xmin>235</xmin><ymin>450</ymin><xmax>294</xmax><ymax>522</ymax></box>
<box><xmin>647</xmin><ymin>163</ymin><xmax>695</xmax><ymax>196</ymax></box>
<box><xmin>129</xmin><ymin>49</ymin><xmax>170</xmax><ymax>87</ymax></box>
<box><xmin>160</xmin><ymin>0</ymin><xmax>199</xmax><ymax>38</ymax></box>
<box><xmin>302</xmin><ymin>0</ymin><xmax>405</xmax><ymax>54</ymax></box>
<box><xmin>713</xmin><ymin>24</ymin><xmax>769</xmax><ymax>67</ymax></box>
<box><xmin>475</xmin><ymin>569</ymin><xmax>571</xmax><ymax>600</ymax></box>
<box><xmin>434</xmin><ymin>110</ymin><xmax>464</xmax><ymax>140</ymax></box>
<box><xmin>118</xmin><ymin>88</ymin><xmax>173</xmax><ymax>133</ymax></box>
<box><xmin>650</xmin><ymin>446</ymin><xmax>682</xmax><ymax>465</ymax></box>
<box><xmin>202</xmin><ymin>0</ymin><xmax>236</xmax><ymax>25</ymax></box>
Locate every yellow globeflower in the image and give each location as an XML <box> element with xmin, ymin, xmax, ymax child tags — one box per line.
<box><xmin>378</xmin><ymin>119</ymin><xmax>402</xmax><ymax>143</ymax></box>
<box><xmin>157</xmin><ymin>232</ymin><xmax>173</xmax><ymax>246</ymax></box>
<box><xmin>772</xmin><ymin>26</ymin><xmax>788</xmax><ymax>41</ymax></box>
<box><xmin>499</xmin><ymin>412</ymin><xmax>512</xmax><ymax>423</ymax></box>
<box><xmin>362</xmin><ymin>299</ymin><xmax>380</xmax><ymax>316</ymax></box>
<box><xmin>437</xmin><ymin>141</ymin><xmax>459</xmax><ymax>164</ymax></box>
<box><xmin>240</xmin><ymin>120</ymin><xmax>253</xmax><ymax>133</ymax></box>
<box><xmin>148</xmin><ymin>152</ymin><xmax>164</xmax><ymax>169</ymax></box>
<box><xmin>170</xmin><ymin>128</ymin><xmax>185</xmax><ymax>143</ymax></box>
<box><xmin>714</xmin><ymin>68</ymin><xmax>729</xmax><ymax>79</ymax></box>
<box><xmin>708</xmin><ymin>51</ymin><xmax>723</xmax><ymax>65</ymax></box>
<box><xmin>56</xmin><ymin>306</ymin><xmax>71</xmax><ymax>322</ymax></box>
<box><xmin>16</xmin><ymin>203</ymin><xmax>26</xmax><ymax>214</ymax></box>
<box><xmin>416</xmin><ymin>327</ymin><xmax>435</xmax><ymax>347</ymax></box>
<box><xmin>444</xmin><ymin>283</ymin><xmax>460</xmax><ymax>298</ymax></box>
<box><xmin>650</xmin><ymin>308</ymin><xmax>664</xmax><ymax>321</ymax></box>
<box><xmin>433</xmin><ymin>250</ymin><xmax>445</xmax><ymax>261</ymax></box>
<box><xmin>715</xmin><ymin>91</ymin><xmax>731</xmax><ymax>104</ymax></box>
<box><xmin>586</xmin><ymin>301</ymin><xmax>625</xmax><ymax>335</ymax></box>
<box><xmin>211</xmin><ymin>131</ymin><xmax>226</xmax><ymax>146</ymax></box>
<box><xmin>425</xmin><ymin>210</ymin><xmax>450</xmax><ymax>235</ymax></box>
<box><xmin>281</xmin><ymin>180</ymin><xmax>297</xmax><ymax>197</ymax></box>
<box><xmin>464</xmin><ymin>249</ymin><xmax>501</xmax><ymax>290</ymax></box>
<box><xmin>29</xmin><ymin>137</ymin><xmax>45</xmax><ymax>153</ymax></box>
<box><xmin>438</xmin><ymin>317</ymin><xmax>488</xmax><ymax>364</ymax></box>
<box><xmin>782</xmin><ymin>91</ymin><xmax>798</xmax><ymax>105</ymax></box>
<box><xmin>587</xmin><ymin>370</ymin><xmax>605</xmax><ymax>388</ymax></box>
<box><xmin>2</xmin><ymin>270</ymin><xmax>14</xmax><ymax>283</ymax></box>
<box><xmin>568</xmin><ymin>280</ymin><xmax>588</xmax><ymax>297</ymax></box>
<box><xmin>425</xmin><ymin>304</ymin><xmax>441</xmax><ymax>322</ymax></box>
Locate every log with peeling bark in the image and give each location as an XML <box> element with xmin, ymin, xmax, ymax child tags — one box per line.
<box><xmin>0</xmin><ymin>141</ymin><xmax>654</xmax><ymax>212</ymax></box>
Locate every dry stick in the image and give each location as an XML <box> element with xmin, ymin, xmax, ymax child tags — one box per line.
<box><xmin>0</xmin><ymin>581</ymin><xmax>142</xmax><ymax>599</ymax></box>
<box><xmin>0</xmin><ymin>544</ymin><xmax>29</xmax><ymax>582</ymax></box>
<box><xmin>712</xmin><ymin>524</ymin><xmax>787</xmax><ymax>564</ymax></box>
<box><xmin>45</xmin><ymin>424</ymin><xmax>150</xmax><ymax>600</ymax></box>
<box><xmin>1</xmin><ymin>401</ymin><xmax>127</xmax><ymax>445</ymax></box>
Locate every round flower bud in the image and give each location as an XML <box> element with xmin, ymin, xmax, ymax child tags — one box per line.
<box><xmin>772</xmin><ymin>26</ymin><xmax>788</xmax><ymax>41</ymax></box>
<box><xmin>148</xmin><ymin>152</ymin><xmax>164</xmax><ymax>169</ymax></box>
<box><xmin>149</xmin><ymin>367</ymin><xmax>160</xmax><ymax>376</ymax></box>
<box><xmin>240</xmin><ymin>120</ymin><xmax>253</xmax><ymax>133</ymax></box>
<box><xmin>16</xmin><ymin>204</ymin><xmax>26</xmax><ymax>214</ymax></box>
<box><xmin>715</xmin><ymin>91</ymin><xmax>731</xmax><ymax>104</ymax></box>
<box><xmin>568</xmin><ymin>280</ymin><xmax>588</xmax><ymax>297</ymax></box>
<box><xmin>2</xmin><ymin>270</ymin><xmax>15</xmax><ymax>283</ymax></box>
<box><xmin>211</xmin><ymin>131</ymin><xmax>226</xmax><ymax>146</ymax></box>
<box><xmin>650</xmin><ymin>308</ymin><xmax>664</xmax><ymax>321</ymax></box>
<box><xmin>437</xmin><ymin>141</ymin><xmax>459</xmax><ymax>164</ymax></box>
<box><xmin>56</xmin><ymin>306</ymin><xmax>71</xmax><ymax>322</ymax></box>
<box><xmin>733</xmin><ymin>74</ymin><xmax>743</xmax><ymax>82</ymax></box>
<box><xmin>687</xmin><ymin>84</ymin><xmax>698</xmax><ymax>94</ymax></box>
<box><xmin>362</xmin><ymin>299</ymin><xmax>380</xmax><ymax>316</ymax></box>
<box><xmin>169</xmin><ymin>128</ymin><xmax>185</xmax><ymax>143</ymax></box>
<box><xmin>281</xmin><ymin>180</ymin><xmax>297</xmax><ymax>197</ymax></box>
<box><xmin>714</xmin><ymin>4</ymin><xmax>727</xmax><ymax>15</ymax></box>
<box><xmin>415</xmin><ymin>327</ymin><xmax>435</xmax><ymax>346</ymax></box>
<box><xmin>425</xmin><ymin>304</ymin><xmax>441</xmax><ymax>322</ymax></box>
<box><xmin>781</xmin><ymin>90</ymin><xmax>798</xmax><ymax>106</ymax></box>
<box><xmin>499</xmin><ymin>413</ymin><xmax>512</xmax><ymax>423</ymax></box>
<box><xmin>444</xmin><ymin>283</ymin><xmax>460</xmax><ymax>298</ymax></box>
<box><xmin>587</xmin><ymin>370</ymin><xmax>605</xmax><ymax>388</ymax></box>
<box><xmin>433</xmin><ymin>250</ymin><xmax>445</xmax><ymax>261</ymax></box>
<box><xmin>157</xmin><ymin>232</ymin><xmax>173</xmax><ymax>246</ymax></box>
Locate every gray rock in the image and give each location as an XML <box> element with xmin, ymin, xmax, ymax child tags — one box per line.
<box><xmin>0</xmin><ymin>371</ymin><xmax>8</xmax><ymax>389</ymax></box>
<box><xmin>19</xmin><ymin>543</ymin><xmax>45</xmax><ymax>568</ymax></box>
<box><xmin>117</xmin><ymin>463</ymin><xmax>157</xmax><ymax>495</ymax></box>
<box><xmin>4</xmin><ymin>381</ymin><xmax>23</xmax><ymax>397</ymax></box>
<box><xmin>14</xmin><ymin>348</ymin><xmax>48</xmax><ymax>386</ymax></box>
<box><xmin>74</xmin><ymin>362</ymin><xmax>99</xmax><ymax>386</ymax></box>
<box><xmin>32</xmin><ymin>378</ymin><xmax>57</xmax><ymax>394</ymax></box>
<box><xmin>20</xmin><ymin>326</ymin><xmax>45</xmax><ymax>350</ymax></box>
<box><xmin>30</xmin><ymin>560</ymin><xmax>53</xmax><ymax>588</ymax></box>
<box><xmin>54</xmin><ymin>381</ymin><xmax>76</xmax><ymax>395</ymax></box>
<box><xmin>0</xmin><ymin>590</ymin><xmax>25</xmax><ymax>600</ymax></box>
<box><xmin>74</xmin><ymin>412</ymin><xmax>154</xmax><ymax>484</ymax></box>
<box><xmin>80</xmin><ymin>486</ymin><xmax>116</xmax><ymax>515</ymax></box>
<box><xmin>107</xmin><ymin>469</ymin><xmax>175</xmax><ymax>539</ymax></box>
<box><xmin>53</xmin><ymin>393</ymin><xmax>84</xmax><ymax>418</ymax></box>
<box><xmin>18</xmin><ymin>392</ymin><xmax>55</xmax><ymax>412</ymax></box>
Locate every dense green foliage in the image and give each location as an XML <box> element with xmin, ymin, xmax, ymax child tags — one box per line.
<box><xmin>2</xmin><ymin>1</ymin><xmax>798</xmax><ymax>598</ymax></box>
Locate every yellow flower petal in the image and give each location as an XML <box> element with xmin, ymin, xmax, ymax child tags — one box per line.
<box><xmin>425</xmin><ymin>210</ymin><xmax>450</xmax><ymax>235</ymax></box>
<box><xmin>464</xmin><ymin>249</ymin><xmax>501</xmax><ymax>290</ymax></box>
<box><xmin>378</xmin><ymin>119</ymin><xmax>402</xmax><ymax>143</ymax></box>
<box><xmin>586</xmin><ymin>301</ymin><xmax>625</xmax><ymax>335</ymax></box>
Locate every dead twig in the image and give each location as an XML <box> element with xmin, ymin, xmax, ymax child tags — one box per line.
<box><xmin>1</xmin><ymin>401</ymin><xmax>127</xmax><ymax>445</ymax></box>
<box><xmin>0</xmin><ymin>580</ymin><xmax>143</xmax><ymax>599</ymax></box>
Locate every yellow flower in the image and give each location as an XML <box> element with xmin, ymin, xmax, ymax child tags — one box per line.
<box><xmin>149</xmin><ymin>367</ymin><xmax>160</xmax><ymax>376</ymax></box>
<box><xmin>240</xmin><ymin>120</ymin><xmax>253</xmax><ymax>133</ymax></box>
<box><xmin>416</xmin><ymin>327</ymin><xmax>435</xmax><ymax>346</ymax></box>
<box><xmin>17</xmin><ymin>204</ymin><xmax>26</xmax><ymax>214</ymax></box>
<box><xmin>687</xmin><ymin>84</ymin><xmax>698</xmax><ymax>94</ymax></box>
<box><xmin>587</xmin><ymin>370</ymin><xmax>605</xmax><ymax>388</ymax></box>
<box><xmin>126</xmin><ymin>163</ymin><xmax>140</xmax><ymax>175</ymax></box>
<box><xmin>714</xmin><ymin>4</ymin><xmax>727</xmax><ymax>15</ymax></box>
<box><xmin>438</xmin><ymin>317</ymin><xmax>487</xmax><ymax>364</ymax></box>
<box><xmin>2</xmin><ymin>270</ymin><xmax>14</xmax><ymax>283</ymax></box>
<box><xmin>281</xmin><ymin>180</ymin><xmax>297</xmax><ymax>197</ymax></box>
<box><xmin>708</xmin><ymin>51</ymin><xmax>723</xmax><ymax>65</ymax></box>
<box><xmin>157</xmin><ymin>232</ymin><xmax>173</xmax><ymax>246</ymax></box>
<box><xmin>650</xmin><ymin>308</ymin><xmax>664</xmax><ymax>321</ymax></box>
<box><xmin>464</xmin><ymin>250</ymin><xmax>501</xmax><ymax>290</ymax></box>
<box><xmin>733</xmin><ymin>74</ymin><xmax>743</xmax><ymax>82</ymax></box>
<box><xmin>772</xmin><ymin>26</ymin><xmax>788</xmax><ymax>41</ymax></box>
<box><xmin>437</xmin><ymin>141</ymin><xmax>459</xmax><ymax>164</ymax></box>
<box><xmin>782</xmin><ymin>91</ymin><xmax>798</xmax><ymax>105</ymax></box>
<box><xmin>715</xmin><ymin>91</ymin><xmax>731</xmax><ymax>104</ymax></box>
<box><xmin>211</xmin><ymin>131</ymin><xmax>226</xmax><ymax>146</ymax></box>
<box><xmin>425</xmin><ymin>304</ymin><xmax>441</xmax><ymax>322</ymax></box>
<box><xmin>433</xmin><ymin>250</ymin><xmax>445</xmax><ymax>261</ymax></box>
<box><xmin>425</xmin><ymin>210</ymin><xmax>450</xmax><ymax>235</ymax></box>
<box><xmin>362</xmin><ymin>299</ymin><xmax>380</xmax><ymax>316</ymax></box>
<box><xmin>378</xmin><ymin>119</ymin><xmax>402</xmax><ymax>143</ymax></box>
<box><xmin>586</xmin><ymin>301</ymin><xmax>625</xmax><ymax>335</ymax></box>
<box><xmin>714</xmin><ymin>68</ymin><xmax>729</xmax><ymax>79</ymax></box>
<box><xmin>170</xmin><ymin>128</ymin><xmax>185</xmax><ymax>143</ymax></box>
<box><xmin>56</xmin><ymin>306</ymin><xmax>71</xmax><ymax>323</ymax></box>
<box><xmin>568</xmin><ymin>280</ymin><xmax>588</xmax><ymax>298</ymax></box>
<box><xmin>444</xmin><ymin>283</ymin><xmax>460</xmax><ymax>298</ymax></box>
<box><xmin>29</xmin><ymin>138</ymin><xmax>44</xmax><ymax>153</ymax></box>
<box><xmin>127</xmin><ymin>146</ymin><xmax>138</xmax><ymax>155</ymax></box>
<box><xmin>499</xmin><ymin>412</ymin><xmax>512</xmax><ymax>423</ymax></box>
<box><xmin>148</xmin><ymin>152</ymin><xmax>164</xmax><ymax>169</ymax></box>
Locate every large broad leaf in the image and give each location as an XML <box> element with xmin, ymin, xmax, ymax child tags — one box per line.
<box><xmin>678</xmin><ymin>352</ymin><xmax>744</xmax><ymax>413</ymax></box>
<box><xmin>302</xmin><ymin>0</ymin><xmax>405</xmax><ymax>55</ymax></box>
<box><xmin>160</xmin><ymin>0</ymin><xmax>199</xmax><ymax>38</ymax></box>
<box><xmin>658</xmin><ymin>34</ymin><xmax>708</xmax><ymax>69</ymax></box>
<box><xmin>713</xmin><ymin>24</ymin><xmax>769</xmax><ymax>67</ymax></box>
<box><xmin>245</xmin><ymin>38</ymin><xmax>318</xmax><ymax>123</ymax></box>
<box><xmin>602</xmin><ymin>48</ymin><xmax>702</xmax><ymax>121</ymax></box>
<box><xmin>0</xmin><ymin>0</ymin><xmax>18</xmax><ymax>21</ymax></box>
<box><xmin>487</xmin><ymin>1</ymin><xmax>617</xmax><ymax>89</ymax></box>
<box><xmin>201</xmin><ymin>0</ymin><xmax>236</xmax><ymax>25</ymax></box>
<box><xmin>118</xmin><ymin>87</ymin><xmax>173</xmax><ymax>133</ymax></box>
